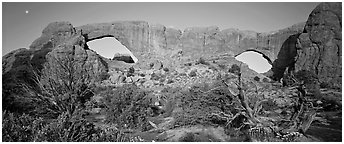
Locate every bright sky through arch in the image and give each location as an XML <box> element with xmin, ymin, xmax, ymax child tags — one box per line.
<box><xmin>86</xmin><ymin>37</ymin><xmax>138</xmax><ymax>62</ymax></box>
<box><xmin>235</xmin><ymin>51</ymin><xmax>272</xmax><ymax>73</ymax></box>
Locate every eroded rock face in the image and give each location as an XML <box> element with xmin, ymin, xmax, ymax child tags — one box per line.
<box><xmin>30</xmin><ymin>21</ymin><xmax>77</xmax><ymax>51</ymax></box>
<box><xmin>46</xmin><ymin>44</ymin><xmax>107</xmax><ymax>82</ymax></box>
<box><xmin>76</xmin><ymin>21</ymin><xmax>304</xmax><ymax>64</ymax></box>
<box><xmin>3</xmin><ymin>22</ymin><xmax>108</xmax><ymax>87</ymax></box>
<box><xmin>269</xmin><ymin>2</ymin><xmax>341</xmax><ymax>88</ymax></box>
<box><xmin>295</xmin><ymin>2</ymin><xmax>341</xmax><ymax>87</ymax></box>
<box><xmin>3</xmin><ymin>2</ymin><xmax>339</xmax><ymax>89</ymax></box>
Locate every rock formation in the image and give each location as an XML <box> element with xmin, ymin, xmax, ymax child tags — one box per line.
<box><xmin>76</xmin><ymin>21</ymin><xmax>304</xmax><ymax>63</ymax></box>
<box><xmin>2</xmin><ymin>22</ymin><xmax>108</xmax><ymax>87</ymax></box>
<box><xmin>2</xmin><ymin>2</ymin><xmax>341</xmax><ymax>89</ymax></box>
<box><xmin>296</xmin><ymin>2</ymin><xmax>341</xmax><ymax>87</ymax></box>
<box><xmin>271</xmin><ymin>2</ymin><xmax>341</xmax><ymax>88</ymax></box>
<box><xmin>112</xmin><ymin>53</ymin><xmax>136</xmax><ymax>63</ymax></box>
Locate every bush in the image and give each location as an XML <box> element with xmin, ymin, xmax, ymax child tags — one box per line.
<box><xmin>253</xmin><ymin>76</ymin><xmax>260</xmax><ymax>82</ymax></box>
<box><xmin>218</xmin><ymin>64</ymin><xmax>227</xmax><ymax>70</ymax></box>
<box><xmin>139</xmin><ymin>73</ymin><xmax>146</xmax><ymax>77</ymax></box>
<box><xmin>163</xmin><ymin>67</ymin><xmax>169</xmax><ymax>72</ymax></box>
<box><xmin>101</xmin><ymin>84</ymin><xmax>152</xmax><ymax>131</ymax></box>
<box><xmin>320</xmin><ymin>81</ymin><xmax>330</xmax><ymax>88</ymax></box>
<box><xmin>228</xmin><ymin>64</ymin><xmax>240</xmax><ymax>75</ymax></box>
<box><xmin>179</xmin><ymin>132</ymin><xmax>197</xmax><ymax>142</ymax></box>
<box><xmin>149</xmin><ymin>63</ymin><xmax>154</xmax><ymax>69</ymax></box>
<box><xmin>34</xmin><ymin>110</ymin><xmax>99</xmax><ymax>142</ymax></box>
<box><xmin>294</xmin><ymin>70</ymin><xmax>318</xmax><ymax>85</ymax></box>
<box><xmin>127</xmin><ymin>67</ymin><xmax>135</xmax><ymax>77</ymax></box>
<box><xmin>184</xmin><ymin>63</ymin><xmax>192</xmax><ymax>66</ymax></box>
<box><xmin>2</xmin><ymin>110</ymin><xmax>136</xmax><ymax>142</ymax></box>
<box><xmin>171</xmin><ymin>85</ymin><xmax>240</xmax><ymax>128</ymax></box>
<box><xmin>100</xmin><ymin>72</ymin><xmax>110</xmax><ymax>81</ymax></box>
<box><xmin>188</xmin><ymin>70</ymin><xmax>197</xmax><ymax>77</ymax></box>
<box><xmin>2</xmin><ymin>111</ymin><xmax>45</xmax><ymax>142</ymax></box>
<box><xmin>195</xmin><ymin>57</ymin><xmax>209</xmax><ymax>65</ymax></box>
<box><xmin>179</xmin><ymin>73</ymin><xmax>187</xmax><ymax>77</ymax></box>
<box><xmin>30</xmin><ymin>54</ymin><xmax>96</xmax><ymax>118</ymax></box>
<box><xmin>167</xmin><ymin>79</ymin><xmax>174</xmax><ymax>84</ymax></box>
<box><xmin>151</xmin><ymin>73</ymin><xmax>164</xmax><ymax>81</ymax></box>
<box><xmin>262</xmin><ymin>78</ymin><xmax>269</xmax><ymax>83</ymax></box>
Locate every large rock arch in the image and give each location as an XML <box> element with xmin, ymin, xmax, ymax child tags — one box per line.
<box><xmin>77</xmin><ymin>21</ymin><xmax>151</xmax><ymax>61</ymax></box>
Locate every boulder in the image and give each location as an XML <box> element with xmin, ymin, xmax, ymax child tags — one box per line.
<box><xmin>295</xmin><ymin>2</ymin><xmax>342</xmax><ymax>87</ymax></box>
<box><xmin>112</xmin><ymin>53</ymin><xmax>135</xmax><ymax>63</ymax></box>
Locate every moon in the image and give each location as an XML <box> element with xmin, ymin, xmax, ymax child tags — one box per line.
<box><xmin>25</xmin><ymin>10</ymin><xmax>29</xmax><ymax>14</ymax></box>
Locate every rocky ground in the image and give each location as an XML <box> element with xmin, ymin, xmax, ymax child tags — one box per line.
<box><xmin>84</xmin><ymin>56</ymin><xmax>342</xmax><ymax>142</ymax></box>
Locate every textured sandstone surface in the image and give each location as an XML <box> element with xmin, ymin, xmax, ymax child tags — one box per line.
<box><xmin>295</xmin><ymin>2</ymin><xmax>342</xmax><ymax>86</ymax></box>
<box><xmin>2</xmin><ymin>2</ymin><xmax>341</xmax><ymax>88</ymax></box>
<box><xmin>271</xmin><ymin>2</ymin><xmax>342</xmax><ymax>87</ymax></box>
<box><xmin>3</xmin><ymin>22</ymin><xmax>107</xmax><ymax>85</ymax></box>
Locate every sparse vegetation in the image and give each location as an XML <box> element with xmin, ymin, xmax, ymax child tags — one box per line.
<box><xmin>195</xmin><ymin>57</ymin><xmax>209</xmax><ymax>65</ymax></box>
<box><xmin>167</xmin><ymin>79</ymin><xmax>174</xmax><ymax>84</ymax></box>
<box><xmin>163</xmin><ymin>67</ymin><xmax>169</xmax><ymax>72</ymax></box>
<box><xmin>218</xmin><ymin>64</ymin><xmax>227</xmax><ymax>70</ymax></box>
<box><xmin>228</xmin><ymin>64</ymin><xmax>241</xmax><ymax>74</ymax></box>
<box><xmin>188</xmin><ymin>69</ymin><xmax>197</xmax><ymax>77</ymax></box>
<box><xmin>254</xmin><ymin>76</ymin><xmax>260</xmax><ymax>82</ymax></box>
<box><xmin>101</xmin><ymin>84</ymin><xmax>152</xmax><ymax>131</ymax></box>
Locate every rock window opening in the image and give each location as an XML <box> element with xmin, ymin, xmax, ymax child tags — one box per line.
<box><xmin>235</xmin><ymin>51</ymin><xmax>272</xmax><ymax>73</ymax></box>
<box><xmin>86</xmin><ymin>37</ymin><xmax>138</xmax><ymax>63</ymax></box>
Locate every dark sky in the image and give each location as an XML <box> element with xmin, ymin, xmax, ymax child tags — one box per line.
<box><xmin>2</xmin><ymin>2</ymin><xmax>319</xmax><ymax>55</ymax></box>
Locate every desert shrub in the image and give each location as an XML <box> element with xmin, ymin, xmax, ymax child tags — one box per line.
<box><xmin>100</xmin><ymin>72</ymin><xmax>110</xmax><ymax>81</ymax></box>
<box><xmin>184</xmin><ymin>63</ymin><xmax>192</xmax><ymax>66</ymax></box>
<box><xmin>195</xmin><ymin>57</ymin><xmax>209</xmax><ymax>65</ymax></box>
<box><xmin>260</xmin><ymin>99</ymin><xmax>278</xmax><ymax>111</ymax></box>
<box><xmin>127</xmin><ymin>67</ymin><xmax>135</xmax><ymax>77</ymax></box>
<box><xmin>172</xmin><ymin>86</ymin><xmax>239</xmax><ymax>128</ymax></box>
<box><xmin>207</xmin><ymin>64</ymin><xmax>218</xmax><ymax>72</ymax></box>
<box><xmin>2</xmin><ymin>82</ymin><xmax>37</xmax><ymax>113</ymax></box>
<box><xmin>28</xmin><ymin>54</ymin><xmax>96</xmax><ymax>119</ymax></box>
<box><xmin>188</xmin><ymin>70</ymin><xmax>197</xmax><ymax>77</ymax></box>
<box><xmin>320</xmin><ymin>81</ymin><xmax>330</xmax><ymax>88</ymax></box>
<box><xmin>151</xmin><ymin>72</ymin><xmax>164</xmax><ymax>81</ymax></box>
<box><xmin>228</xmin><ymin>64</ymin><xmax>240</xmax><ymax>75</ymax></box>
<box><xmin>101</xmin><ymin>84</ymin><xmax>152</xmax><ymax>131</ymax></box>
<box><xmin>149</xmin><ymin>63</ymin><xmax>154</xmax><ymax>69</ymax></box>
<box><xmin>179</xmin><ymin>72</ymin><xmax>187</xmax><ymax>77</ymax></box>
<box><xmin>262</xmin><ymin>78</ymin><xmax>269</xmax><ymax>83</ymax></box>
<box><xmin>179</xmin><ymin>132</ymin><xmax>197</xmax><ymax>142</ymax></box>
<box><xmin>2</xmin><ymin>110</ymin><xmax>109</xmax><ymax>142</ymax></box>
<box><xmin>163</xmin><ymin>67</ymin><xmax>169</xmax><ymax>72</ymax></box>
<box><xmin>167</xmin><ymin>79</ymin><xmax>174</xmax><ymax>84</ymax></box>
<box><xmin>139</xmin><ymin>73</ymin><xmax>146</xmax><ymax>77</ymax></box>
<box><xmin>294</xmin><ymin>70</ymin><xmax>321</xmax><ymax>97</ymax></box>
<box><xmin>34</xmin><ymin>110</ymin><xmax>99</xmax><ymax>142</ymax></box>
<box><xmin>159</xmin><ymin>78</ymin><xmax>165</xmax><ymax>83</ymax></box>
<box><xmin>2</xmin><ymin>111</ymin><xmax>45</xmax><ymax>142</ymax></box>
<box><xmin>294</xmin><ymin>70</ymin><xmax>318</xmax><ymax>85</ymax></box>
<box><xmin>253</xmin><ymin>76</ymin><xmax>260</xmax><ymax>82</ymax></box>
<box><xmin>218</xmin><ymin>64</ymin><xmax>227</xmax><ymax>70</ymax></box>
